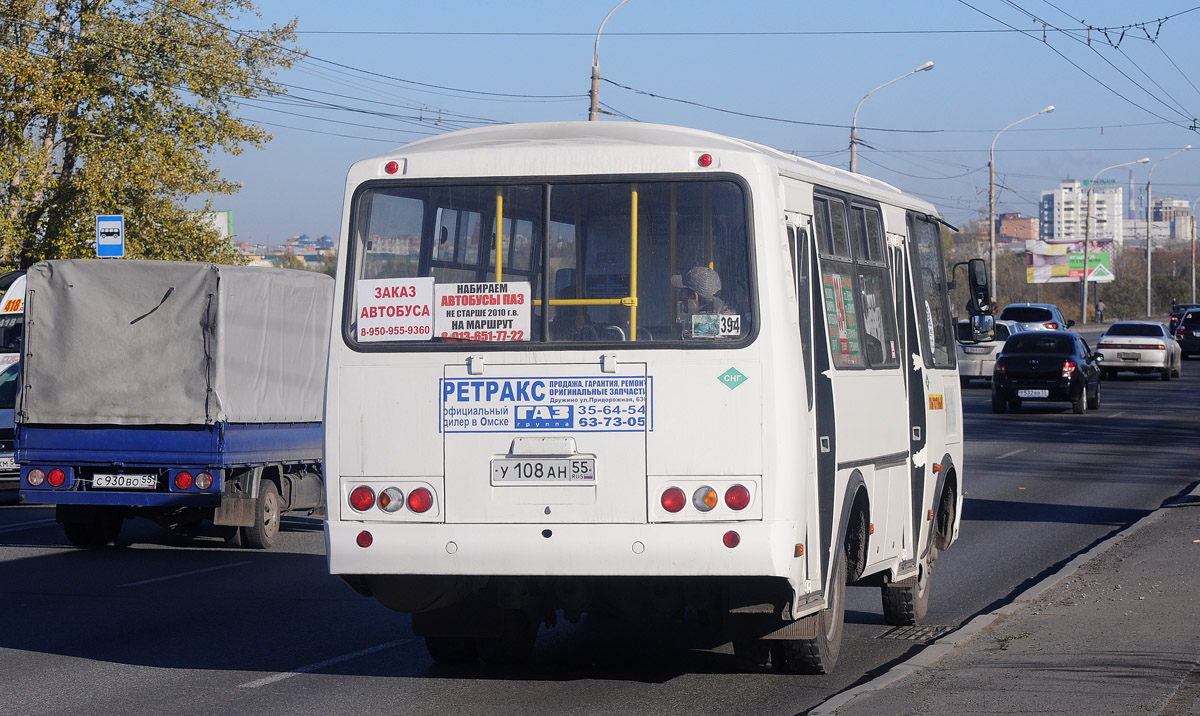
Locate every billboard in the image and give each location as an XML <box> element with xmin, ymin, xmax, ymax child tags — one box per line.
<box><xmin>1026</xmin><ymin>239</ymin><xmax>1114</xmax><ymax>284</ymax></box>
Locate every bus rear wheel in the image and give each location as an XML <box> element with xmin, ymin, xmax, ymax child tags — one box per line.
<box><xmin>784</xmin><ymin>553</ymin><xmax>846</xmax><ymax>674</ymax></box>
<box><xmin>425</xmin><ymin>636</ymin><xmax>478</xmax><ymax>664</ymax></box>
<box><xmin>881</xmin><ymin>542</ymin><xmax>936</xmax><ymax>625</ymax></box>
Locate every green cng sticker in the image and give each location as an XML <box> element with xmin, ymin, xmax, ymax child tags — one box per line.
<box><xmin>719</xmin><ymin>367</ymin><xmax>747</xmax><ymax>390</ymax></box>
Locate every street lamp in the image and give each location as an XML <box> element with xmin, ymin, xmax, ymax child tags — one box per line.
<box><xmin>589</xmin><ymin>0</ymin><xmax>632</xmax><ymax>121</ymax></box>
<box><xmin>1145</xmin><ymin>145</ymin><xmax>1191</xmax><ymax>316</ymax></box>
<box><xmin>988</xmin><ymin>105</ymin><xmax>1054</xmax><ymax>301</ymax></box>
<box><xmin>1081</xmin><ymin>157</ymin><xmax>1148</xmax><ymax>324</ymax></box>
<box><xmin>849</xmin><ymin>61</ymin><xmax>933</xmax><ymax>173</ymax></box>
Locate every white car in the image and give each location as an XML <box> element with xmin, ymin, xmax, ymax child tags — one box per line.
<box><xmin>956</xmin><ymin>319</ymin><xmax>1019</xmax><ymax>387</ymax></box>
<box><xmin>1096</xmin><ymin>321</ymin><xmax>1182</xmax><ymax>381</ymax></box>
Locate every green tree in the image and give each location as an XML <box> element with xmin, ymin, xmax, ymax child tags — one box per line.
<box><xmin>0</xmin><ymin>0</ymin><xmax>300</xmax><ymax>269</ymax></box>
<box><xmin>276</xmin><ymin>251</ymin><xmax>304</xmax><ymax>270</ymax></box>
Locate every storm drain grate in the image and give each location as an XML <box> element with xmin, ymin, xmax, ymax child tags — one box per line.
<box><xmin>877</xmin><ymin>625</ymin><xmax>956</xmax><ymax>641</ymax></box>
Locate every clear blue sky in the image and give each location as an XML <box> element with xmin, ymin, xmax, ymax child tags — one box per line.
<box><xmin>204</xmin><ymin>1</ymin><xmax>1200</xmax><ymax>245</ymax></box>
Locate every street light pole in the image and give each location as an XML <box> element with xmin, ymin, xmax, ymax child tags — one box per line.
<box><xmin>589</xmin><ymin>0</ymin><xmax>631</xmax><ymax>122</ymax></box>
<box><xmin>1081</xmin><ymin>158</ymin><xmax>1148</xmax><ymax>325</ymax></box>
<box><xmin>849</xmin><ymin>61</ymin><xmax>933</xmax><ymax>173</ymax></box>
<box><xmin>988</xmin><ymin>106</ymin><xmax>1054</xmax><ymax>301</ymax></box>
<box><xmin>1192</xmin><ymin>197</ymin><xmax>1199</xmax><ymax>304</ymax></box>
<box><xmin>1145</xmin><ymin>145</ymin><xmax>1191</xmax><ymax>316</ymax></box>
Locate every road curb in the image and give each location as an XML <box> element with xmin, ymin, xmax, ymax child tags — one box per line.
<box><xmin>810</xmin><ymin>480</ymin><xmax>1200</xmax><ymax>716</ymax></box>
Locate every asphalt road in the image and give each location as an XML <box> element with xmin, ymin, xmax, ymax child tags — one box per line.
<box><xmin>1</xmin><ymin>348</ymin><xmax>1195</xmax><ymax>715</ymax></box>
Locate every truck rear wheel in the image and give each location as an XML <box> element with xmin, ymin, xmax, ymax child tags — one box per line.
<box><xmin>60</xmin><ymin>507</ymin><xmax>123</xmax><ymax>547</ymax></box>
<box><xmin>241</xmin><ymin>480</ymin><xmax>280</xmax><ymax>550</ymax></box>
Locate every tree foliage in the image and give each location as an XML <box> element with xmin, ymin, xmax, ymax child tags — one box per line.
<box><xmin>0</xmin><ymin>0</ymin><xmax>299</xmax><ymax>269</ymax></box>
<box><xmin>945</xmin><ymin>218</ymin><xmax>1198</xmax><ymax>323</ymax></box>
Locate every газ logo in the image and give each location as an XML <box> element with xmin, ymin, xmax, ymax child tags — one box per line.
<box><xmin>514</xmin><ymin>405</ymin><xmax>573</xmax><ymax>429</ymax></box>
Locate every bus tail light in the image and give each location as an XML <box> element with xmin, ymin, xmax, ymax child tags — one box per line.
<box><xmin>661</xmin><ymin>487</ymin><xmax>686</xmax><ymax>513</ymax></box>
<box><xmin>349</xmin><ymin>485</ymin><xmax>376</xmax><ymax>512</ymax></box>
<box><xmin>378</xmin><ymin>487</ymin><xmax>405</xmax><ymax>513</ymax></box>
<box><xmin>47</xmin><ymin>469</ymin><xmax>66</xmax><ymax>488</ymax></box>
<box><xmin>723</xmin><ymin>531</ymin><xmax>740</xmax><ymax>548</ymax></box>
<box><xmin>692</xmin><ymin>486</ymin><xmax>717</xmax><ymax>512</ymax></box>
<box><xmin>356</xmin><ymin>530</ymin><xmax>373</xmax><ymax>547</ymax></box>
<box><xmin>407</xmin><ymin>487</ymin><xmax>434</xmax><ymax>513</ymax></box>
<box><xmin>725</xmin><ymin>484</ymin><xmax>751</xmax><ymax>511</ymax></box>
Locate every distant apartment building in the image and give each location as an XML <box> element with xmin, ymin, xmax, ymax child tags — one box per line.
<box><xmin>1039</xmin><ymin>179</ymin><xmax>1125</xmax><ymax>243</ymax></box>
<box><xmin>1124</xmin><ymin>199</ymin><xmax>1194</xmax><ymax>247</ymax></box>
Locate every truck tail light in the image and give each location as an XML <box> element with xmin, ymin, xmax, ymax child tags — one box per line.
<box><xmin>349</xmin><ymin>485</ymin><xmax>375</xmax><ymax>512</ymax></box>
<box><xmin>27</xmin><ymin>468</ymin><xmax>45</xmax><ymax>486</ymax></box>
<box><xmin>195</xmin><ymin>472</ymin><xmax>213</xmax><ymax>490</ymax></box>
<box><xmin>407</xmin><ymin>487</ymin><xmax>434</xmax><ymax>513</ymax></box>
<box><xmin>47</xmin><ymin>469</ymin><xmax>66</xmax><ymax>487</ymax></box>
<box><xmin>174</xmin><ymin>471</ymin><xmax>193</xmax><ymax>490</ymax></box>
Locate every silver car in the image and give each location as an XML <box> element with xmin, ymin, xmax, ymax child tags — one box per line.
<box><xmin>1096</xmin><ymin>321</ymin><xmax>1182</xmax><ymax>381</ymax></box>
<box><xmin>997</xmin><ymin>303</ymin><xmax>1075</xmax><ymax>332</ymax></box>
<box><xmin>956</xmin><ymin>319</ymin><xmax>1019</xmax><ymax>387</ymax></box>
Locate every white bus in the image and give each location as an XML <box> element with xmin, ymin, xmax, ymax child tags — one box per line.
<box><xmin>324</xmin><ymin>122</ymin><xmax>988</xmax><ymax>673</ymax></box>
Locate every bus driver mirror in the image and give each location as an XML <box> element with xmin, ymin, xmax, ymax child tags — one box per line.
<box><xmin>967</xmin><ymin>258</ymin><xmax>991</xmax><ymax>316</ymax></box>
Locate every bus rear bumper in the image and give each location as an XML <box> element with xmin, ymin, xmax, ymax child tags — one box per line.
<box><xmin>326</xmin><ymin>520</ymin><xmax>803</xmax><ymax>579</ymax></box>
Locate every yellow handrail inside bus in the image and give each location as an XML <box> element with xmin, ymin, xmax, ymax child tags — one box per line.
<box><xmin>630</xmin><ymin>186</ymin><xmax>638</xmax><ymax>341</ymax></box>
<box><xmin>495</xmin><ymin>190</ymin><xmax>504</xmax><ymax>282</ymax></box>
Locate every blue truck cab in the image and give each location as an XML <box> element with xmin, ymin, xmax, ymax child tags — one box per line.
<box><xmin>17</xmin><ymin>259</ymin><xmax>333</xmax><ymax>548</ymax></box>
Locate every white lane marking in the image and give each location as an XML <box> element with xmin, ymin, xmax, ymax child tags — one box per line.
<box><xmin>0</xmin><ymin>518</ymin><xmax>57</xmax><ymax>534</ymax></box>
<box><xmin>1107</xmin><ymin>411</ymin><xmax>1125</xmax><ymax>419</ymax></box>
<box><xmin>239</xmin><ymin>640</ymin><xmax>408</xmax><ymax>688</ymax></box>
<box><xmin>118</xmin><ymin>560</ymin><xmax>251</xmax><ymax>588</ymax></box>
<box><xmin>1062</xmin><ymin>429</ymin><xmax>1081</xmax><ymax>436</ymax></box>
<box><xmin>997</xmin><ymin>448</ymin><xmax>1026</xmax><ymax>460</ymax></box>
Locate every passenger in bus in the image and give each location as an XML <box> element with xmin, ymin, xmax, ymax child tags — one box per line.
<box><xmin>673</xmin><ymin>266</ymin><xmax>739</xmax><ymax>338</ymax></box>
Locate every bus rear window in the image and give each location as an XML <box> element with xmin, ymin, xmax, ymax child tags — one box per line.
<box><xmin>346</xmin><ymin>180</ymin><xmax>753</xmax><ymax>347</ymax></box>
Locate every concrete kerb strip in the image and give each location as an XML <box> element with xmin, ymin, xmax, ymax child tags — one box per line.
<box><xmin>811</xmin><ymin>481</ymin><xmax>1200</xmax><ymax>716</ymax></box>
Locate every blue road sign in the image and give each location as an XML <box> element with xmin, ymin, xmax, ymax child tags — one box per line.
<box><xmin>96</xmin><ymin>215</ymin><xmax>125</xmax><ymax>258</ymax></box>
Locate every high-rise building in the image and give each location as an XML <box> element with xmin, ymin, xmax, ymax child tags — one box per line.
<box><xmin>1039</xmin><ymin>179</ymin><xmax>1126</xmax><ymax>243</ymax></box>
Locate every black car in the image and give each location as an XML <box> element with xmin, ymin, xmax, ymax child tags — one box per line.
<box><xmin>992</xmin><ymin>330</ymin><xmax>1102</xmax><ymax>414</ymax></box>
<box><xmin>1176</xmin><ymin>308</ymin><xmax>1200</xmax><ymax>358</ymax></box>
<box><xmin>1169</xmin><ymin>303</ymin><xmax>1200</xmax><ymax>333</ymax></box>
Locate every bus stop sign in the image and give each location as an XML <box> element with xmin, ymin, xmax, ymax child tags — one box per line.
<box><xmin>96</xmin><ymin>215</ymin><xmax>125</xmax><ymax>258</ymax></box>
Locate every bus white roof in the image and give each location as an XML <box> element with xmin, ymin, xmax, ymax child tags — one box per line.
<box><xmin>362</xmin><ymin>121</ymin><xmax>941</xmax><ymax>218</ymax></box>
